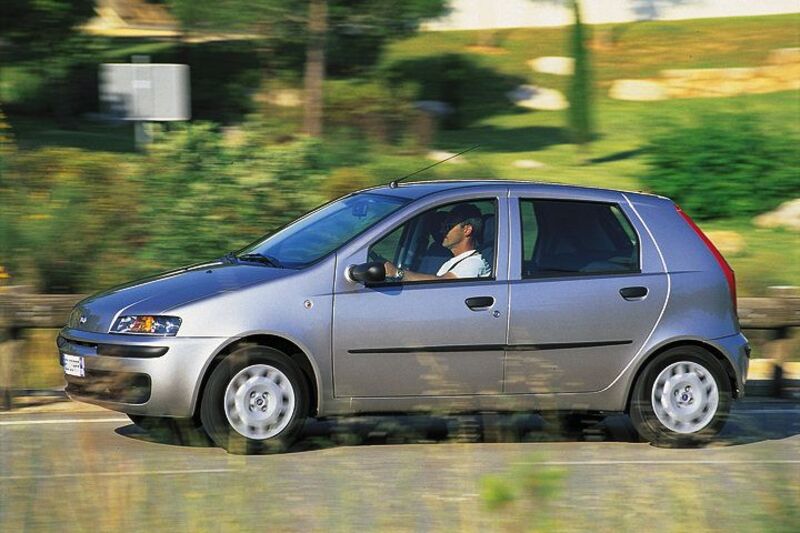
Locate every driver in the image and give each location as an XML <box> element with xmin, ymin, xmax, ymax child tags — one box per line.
<box><xmin>384</xmin><ymin>203</ymin><xmax>491</xmax><ymax>281</ymax></box>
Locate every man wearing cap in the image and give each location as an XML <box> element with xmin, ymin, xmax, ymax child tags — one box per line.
<box><xmin>384</xmin><ymin>203</ymin><xmax>491</xmax><ymax>282</ymax></box>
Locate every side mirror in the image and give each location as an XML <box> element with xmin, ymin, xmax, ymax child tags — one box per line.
<box><xmin>347</xmin><ymin>262</ymin><xmax>386</xmax><ymax>284</ymax></box>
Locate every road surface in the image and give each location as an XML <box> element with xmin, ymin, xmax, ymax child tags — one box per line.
<box><xmin>1</xmin><ymin>399</ymin><xmax>798</xmax><ymax>531</ymax></box>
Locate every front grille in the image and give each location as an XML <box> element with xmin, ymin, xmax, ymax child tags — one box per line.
<box><xmin>58</xmin><ymin>335</ymin><xmax>168</xmax><ymax>358</ymax></box>
<box><xmin>65</xmin><ymin>369</ymin><xmax>151</xmax><ymax>404</ymax></box>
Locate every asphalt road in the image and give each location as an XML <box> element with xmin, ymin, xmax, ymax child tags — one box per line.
<box><xmin>1</xmin><ymin>399</ymin><xmax>798</xmax><ymax>531</ymax></box>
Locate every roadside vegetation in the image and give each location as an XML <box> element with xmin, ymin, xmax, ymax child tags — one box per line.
<box><xmin>1</xmin><ymin>12</ymin><xmax>798</xmax><ymax>295</ymax></box>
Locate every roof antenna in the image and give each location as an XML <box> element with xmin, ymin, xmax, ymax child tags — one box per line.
<box><xmin>389</xmin><ymin>145</ymin><xmax>480</xmax><ymax>189</ymax></box>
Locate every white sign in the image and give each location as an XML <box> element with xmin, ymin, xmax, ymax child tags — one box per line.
<box><xmin>100</xmin><ymin>64</ymin><xmax>190</xmax><ymax>121</ymax></box>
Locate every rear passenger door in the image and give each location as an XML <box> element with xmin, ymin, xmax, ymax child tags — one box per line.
<box><xmin>506</xmin><ymin>194</ymin><xmax>668</xmax><ymax>394</ymax></box>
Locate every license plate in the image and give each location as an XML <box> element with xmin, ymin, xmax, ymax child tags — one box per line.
<box><xmin>63</xmin><ymin>354</ymin><xmax>85</xmax><ymax>377</ymax></box>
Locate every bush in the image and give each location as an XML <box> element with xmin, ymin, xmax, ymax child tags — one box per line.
<box><xmin>324</xmin><ymin>79</ymin><xmax>416</xmax><ymax>144</ymax></box>
<box><xmin>0</xmin><ymin>147</ymin><xmax>137</xmax><ymax>292</ymax></box>
<box><xmin>381</xmin><ymin>54</ymin><xmax>526</xmax><ymax>129</ymax></box>
<box><xmin>642</xmin><ymin>114</ymin><xmax>800</xmax><ymax>220</ymax></box>
<box><xmin>132</xmin><ymin>123</ymin><xmax>327</xmax><ymax>274</ymax></box>
<box><xmin>0</xmin><ymin>121</ymin><xmax>329</xmax><ymax>293</ymax></box>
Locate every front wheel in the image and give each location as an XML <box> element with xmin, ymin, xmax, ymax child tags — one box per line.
<box><xmin>200</xmin><ymin>345</ymin><xmax>308</xmax><ymax>454</ymax></box>
<box><xmin>630</xmin><ymin>346</ymin><xmax>731</xmax><ymax>447</ymax></box>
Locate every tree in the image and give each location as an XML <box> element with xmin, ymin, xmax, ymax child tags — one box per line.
<box><xmin>0</xmin><ymin>0</ymin><xmax>95</xmax><ymax>54</ymax></box>
<box><xmin>567</xmin><ymin>0</ymin><xmax>593</xmax><ymax>147</ymax></box>
<box><xmin>167</xmin><ymin>0</ymin><xmax>448</xmax><ymax>136</ymax></box>
<box><xmin>526</xmin><ymin>0</ymin><xmax>594</xmax><ymax>149</ymax></box>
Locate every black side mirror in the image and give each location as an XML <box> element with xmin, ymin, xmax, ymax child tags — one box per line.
<box><xmin>347</xmin><ymin>262</ymin><xmax>386</xmax><ymax>284</ymax></box>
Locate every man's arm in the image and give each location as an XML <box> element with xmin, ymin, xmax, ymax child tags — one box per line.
<box><xmin>384</xmin><ymin>262</ymin><xmax>457</xmax><ymax>282</ymax></box>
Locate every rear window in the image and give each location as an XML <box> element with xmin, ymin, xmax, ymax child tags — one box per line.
<box><xmin>520</xmin><ymin>199</ymin><xmax>640</xmax><ymax>278</ymax></box>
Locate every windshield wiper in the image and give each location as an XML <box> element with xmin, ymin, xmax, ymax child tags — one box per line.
<box><xmin>237</xmin><ymin>253</ymin><xmax>283</xmax><ymax>268</ymax></box>
<box><xmin>221</xmin><ymin>252</ymin><xmax>239</xmax><ymax>264</ymax></box>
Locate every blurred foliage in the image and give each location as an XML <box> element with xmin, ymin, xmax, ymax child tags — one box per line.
<box><xmin>322</xmin><ymin>167</ymin><xmax>382</xmax><ymax>200</ymax></box>
<box><xmin>1</xmin><ymin>146</ymin><xmax>138</xmax><ymax>292</ymax></box>
<box><xmin>124</xmin><ymin>122</ymin><xmax>329</xmax><ymax>282</ymax></box>
<box><xmin>0</xmin><ymin>1</ymin><xmax>100</xmax><ymax>123</ymax></box>
<box><xmin>642</xmin><ymin>113</ymin><xmax>800</xmax><ymax>220</ymax></box>
<box><xmin>167</xmin><ymin>0</ymin><xmax>450</xmax><ymax>75</ymax></box>
<box><xmin>2</xmin><ymin>38</ymin><xmax>264</xmax><ymax>124</ymax></box>
<box><xmin>0</xmin><ymin>0</ymin><xmax>94</xmax><ymax>53</ymax></box>
<box><xmin>1</xmin><ymin>13</ymin><xmax>798</xmax><ymax>295</ymax></box>
<box><xmin>324</xmin><ymin>79</ymin><xmax>417</xmax><ymax>144</ymax></box>
<box><xmin>0</xmin><ymin>122</ymin><xmax>329</xmax><ymax>293</ymax></box>
<box><xmin>4</xmin><ymin>37</ymin><xmax>103</xmax><ymax>121</ymax></box>
<box><xmin>480</xmin><ymin>457</ymin><xmax>566</xmax><ymax>529</ymax></box>
<box><xmin>382</xmin><ymin>53</ymin><xmax>526</xmax><ymax>128</ymax></box>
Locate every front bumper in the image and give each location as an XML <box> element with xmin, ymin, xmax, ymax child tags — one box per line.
<box><xmin>58</xmin><ymin>328</ymin><xmax>227</xmax><ymax>417</ymax></box>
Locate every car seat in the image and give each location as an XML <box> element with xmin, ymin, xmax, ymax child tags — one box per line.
<box><xmin>417</xmin><ymin>211</ymin><xmax>450</xmax><ymax>274</ymax></box>
<box><xmin>479</xmin><ymin>213</ymin><xmax>494</xmax><ymax>275</ymax></box>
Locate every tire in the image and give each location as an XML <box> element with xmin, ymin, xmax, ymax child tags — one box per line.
<box><xmin>629</xmin><ymin>346</ymin><xmax>731</xmax><ymax>447</ymax></box>
<box><xmin>200</xmin><ymin>345</ymin><xmax>308</xmax><ymax>454</ymax></box>
<box><xmin>127</xmin><ymin>415</ymin><xmax>212</xmax><ymax>446</ymax></box>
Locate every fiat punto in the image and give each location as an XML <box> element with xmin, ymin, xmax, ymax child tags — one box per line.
<box><xmin>59</xmin><ymin>181</ymin><xmax>749</xmax><ymax>452</ymax></box>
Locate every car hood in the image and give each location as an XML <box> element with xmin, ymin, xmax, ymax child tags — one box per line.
<box><xmin>70</xmin><ymin>261</ymin><xmax>294</xmax><ymax>334</ymax></box>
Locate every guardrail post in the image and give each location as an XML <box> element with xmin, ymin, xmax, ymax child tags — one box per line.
<box><xmin>1</xmin><ymin>287</ymin><xmax>28</xmax><ymax>410</ymax></box>
<box><xmin>0</xmin><ymin>331</ymin><xmax>23</xmax><ymax>411</ymax></box>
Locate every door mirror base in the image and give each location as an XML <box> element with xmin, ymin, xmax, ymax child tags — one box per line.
<box><xmin>347</xmin><ymin>262</ymin><xmax>386</xmax><ymax>284</ymax></box>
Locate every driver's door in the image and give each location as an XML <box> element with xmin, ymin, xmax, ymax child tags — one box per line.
<box><xmin>332</xmin><ymin>196</ymin><xmax>509</xmax><ymax>398</ymax></box>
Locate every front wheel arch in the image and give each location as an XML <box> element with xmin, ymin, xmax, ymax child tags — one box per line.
<box><xmin>200</xmin><ymin>344</ymin><xmax>309</xmax><ymax>453</ymax></box>
<box><xmin>193</xmin><ymin>334</ymin><xmax>320</xmax><ymax>420</ymax></box>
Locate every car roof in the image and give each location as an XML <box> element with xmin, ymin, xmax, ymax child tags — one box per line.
<box><xmin>363</xmin><ymin>180</ymin><xmax>664</xmax><ymax>203</ymax></box>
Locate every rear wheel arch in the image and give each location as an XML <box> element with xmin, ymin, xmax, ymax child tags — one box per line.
<box><xmin>626</xmin><ymin>339</ymin><xmax>739</xmax><ymax>412</ymax></box>
<box><xmin>194</xmin><ymin>334</ymin><xmax>320</xmax><ymax>419</ymax></box>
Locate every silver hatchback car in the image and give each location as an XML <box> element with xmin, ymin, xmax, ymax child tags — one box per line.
<box><xmin>59</xmin><ymin>181</ymin><xmax>749</xmax><ymax>452</ymax></box>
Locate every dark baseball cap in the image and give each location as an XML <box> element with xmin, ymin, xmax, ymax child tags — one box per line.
<box><xmin>440</xmin><ymin>204</ymin><xmax>482</xmax><ymax>234</ymax></box>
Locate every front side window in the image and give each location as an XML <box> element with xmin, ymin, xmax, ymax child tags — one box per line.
<box><xmin>520</xmin><ymin>199</ymin><xmax>639</xmax><ymax>278</ymax></box>
<box><xmin>243</xmin><ymin>193</ymin><xmax>410</xmax><ymax>268</ymax></box>
<box><xmin>368</xmin><ymin>199</ymin><xmax>497</xmax><ymax>283</ymax></box>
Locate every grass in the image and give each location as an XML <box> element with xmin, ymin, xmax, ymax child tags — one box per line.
<box><xmin>387</xmin><ymin>13</ymin><xmax>800</xmax><ymax>92</ymax></box>
<box><xmin>698</xmin><ymin>219</ymin><xmax>800</xmax><ymax>297</ymax></box>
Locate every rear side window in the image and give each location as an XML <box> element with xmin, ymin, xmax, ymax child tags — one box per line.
<box><xmin>520</xmin><ymin>199</ymin><xmax>639</xmax><ymax>278</ymax></box>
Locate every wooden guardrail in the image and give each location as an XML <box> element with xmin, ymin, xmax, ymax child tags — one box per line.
<box><xmin>1</xmin><ymin>287</ymin><xmax>799</xmax><ymax>410</ymax></box>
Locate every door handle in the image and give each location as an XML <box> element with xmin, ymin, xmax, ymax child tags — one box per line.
<box><xmin>465</xmin><ymin>296</ymin><xmax>495</xmax><ymax>310</ymax></box>
<box><xmin>620</xmin><ymin>286</ymin><xmax>648</xmax><ymax>300</ymax></box>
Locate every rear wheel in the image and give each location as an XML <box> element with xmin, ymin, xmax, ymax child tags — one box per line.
<box><xmin>200</xmin><ymin>345</ymin><xmax>308</xmax><ymax>454</ymax></box>
<box><xmin>630</xmin><ymin>346</ymin><xmax>731</xmax><ymax>447</ymax></box>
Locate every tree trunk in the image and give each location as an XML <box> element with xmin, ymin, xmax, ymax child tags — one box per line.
<box><xmin>303</xmin><ymin>0</ymin><xmax>327</xmax><ymax>137</ymax></box>
<box><xmin>568</xmin><ymin>0</ymin><xmax>593</xmax><ymax>149</ymax></box>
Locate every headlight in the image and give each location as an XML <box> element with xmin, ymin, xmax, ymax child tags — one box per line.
<box><xmin>111</xmin><ymin>315</ymin><xmax>182</xmax><ymax>336</ymax></box>
<box><xmin>68</xmin><ymin>307</ymin><xmax>82</xmax><ymax>329</ymax></box>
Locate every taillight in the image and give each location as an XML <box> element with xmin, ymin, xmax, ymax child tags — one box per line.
<box><xmin>675</xmin><ymin>205</ymin><xmax>737</xmax><ymax>315</ymax></box>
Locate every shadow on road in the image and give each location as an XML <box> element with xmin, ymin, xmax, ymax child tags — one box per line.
<box><xmin>114</xmin><ymin>400</ymin><xmax>800</xmax><ymax>453</ymax></box>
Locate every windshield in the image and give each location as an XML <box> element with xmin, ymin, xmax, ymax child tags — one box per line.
<box><xmin>241</xmin><ymin>192</ymin><xmax>410</xmax><ymax>268</ymax></box>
